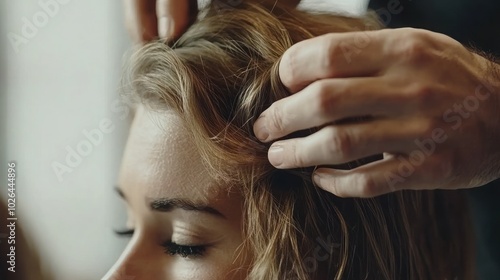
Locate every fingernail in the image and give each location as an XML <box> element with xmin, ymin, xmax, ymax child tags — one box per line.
<box><xmin>158</xmin><ymin>17</ymin><xmax>173</xmax><ymax>38</ymax></box>
<box><xmin>254</xmin><ymin>117</ymin><xmax>269</xmax><ymax>142</ymax></box>
<box><xmin>268</xmin><ymin>144</ymin><xmax>284</xmax><ymax>167</ymax></box>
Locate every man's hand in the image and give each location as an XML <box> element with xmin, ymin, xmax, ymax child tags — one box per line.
<box><xmin>253</xmin><ymin>28</ymin><xmax>500</xmax><ymax>198</ymax></box>
<box><xmin>123</xmin><ymin>0</ymin><xmax>197</xmax><ymax>43</ymax></box>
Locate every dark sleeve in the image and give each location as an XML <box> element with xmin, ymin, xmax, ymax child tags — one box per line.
<box><xmin>366</xmin><ymin>0</ymin><xmax>500</xmax><ymax>56</ymax></box>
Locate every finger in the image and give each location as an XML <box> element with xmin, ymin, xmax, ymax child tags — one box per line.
<box><xmin>254</xmin><ymin>77</ymin><xmax>413</xmax><ymax>142</ymax></box>
<box><xmin>267</xmin><ymin>118</ymin><xmax>425</xmax><ymax>168</ymax></box>
<box><xmin>312</xmin><ymin>154</ymin><xmax>445</xmax><ymax>198</ymax></box>
<box><xmin>157</xmin><ymin>0</ymin><xmax>198</xmax><ymax>39</ymax></box>
<box><xmin>124</xmin><ymin>0</ymin><xmax>158</xmax><ymax>43</ymax></box>
<box><xmin>279</xmin><ymin>30</ymin><xmax>388</xmax><ymax>93</ymax></box>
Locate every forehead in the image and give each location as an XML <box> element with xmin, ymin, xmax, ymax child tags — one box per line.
<box><xmin>118</xmin><ymin>106</ymin><xmax>217</xmax><ymax>203</ymax></box>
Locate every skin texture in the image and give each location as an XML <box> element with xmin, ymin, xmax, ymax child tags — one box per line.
<box><xmin>252</xmin><ymin>28</ymin><xmax>500</xmax><ymax>197</ymax></box>
<box><xmin>103</xmin><ymin>106</ymin><xmax>249</xmax><ymax>280</ymax></box>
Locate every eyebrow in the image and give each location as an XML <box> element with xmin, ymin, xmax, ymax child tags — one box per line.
<box><xmin>148</xmin><ymin>198</ymin><xmax>226</xmax><ymax>219</ymax></box>
<box><xmin>114</xmin><ymin>186</ymin><xmax>225</xmax><ymax>219</ymax></box>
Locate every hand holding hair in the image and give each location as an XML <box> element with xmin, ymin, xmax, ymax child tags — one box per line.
<box><xmin>123</xmin><ymin>0</ymin><xmax>198</xmax><ymax>43</ymax></box>
<box><xmin>122</xmin><ymin>0</ymin><xmax>301</xmax><ymax>43</ymax></box>
<box><xmin>254</xmin><ymin>28</ymin><xmax>500</xmax><ymax>197</ymax></box>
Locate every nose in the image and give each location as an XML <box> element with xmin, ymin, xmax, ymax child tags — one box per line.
<box><xmin>102</xmin><ymin>234</ymin><xmax>164</xmax><ymax>280</ymax></box>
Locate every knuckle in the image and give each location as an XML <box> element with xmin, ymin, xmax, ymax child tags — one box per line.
<box><xmin>319</xmin><ymin>175</ymin><xmax>346</xmax><ymax>197</ymax></box>
<box><xmin>395</xmin><ymin>29</ymin><xmax>433</xmax><ymax>63</ymax></box>
<box><xmin>289</xmin><ymin>141</ymin><xmax>307</xmax><ymax>167</ymax></box>
<box><xmin>357</xmin><ymin>174</ymin><xmax>379</xmax><ymax>197</ymax></box>
<box><xmin>405</xmin><ymin>82</ymin><xmax>436</xmax><ymax>107</ymax></box>
<box><xmin>268</xmin><ymin>103</ymin><xmax>287</xmax><ymax>133</ymax></box>
<box><xmin>326</xmin><ymin>127</ymin><xmax>354</xmax><ymax>160</ymax></box>
<box><xmin>323</xmin><ymin>35</ymin><xmax>343</xmax><ymax>75</ymax></box>
<box><xmin>280</xmin><ymin>44</ymin><xmax>300</xmax><ymax>88</ymax></box>
<box><xmin>314</xmin><ymin>81</ymin><xmax>337</xmax><ymax>117</ymax></box>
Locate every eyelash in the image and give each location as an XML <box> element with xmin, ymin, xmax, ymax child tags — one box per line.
<box><xmin>114</xmin><ymin>229</ymin><xmax>207</xmax><ymax>258</ymax></box>
<box><xmin>162</xmin><ymin>241</ymin><xmax>206</xmax><ymax>258</ymax></box>
<box><xmin>114</xmin><ymin>228</ymin><xmax>134</xmax><ymax>236</ymax></box>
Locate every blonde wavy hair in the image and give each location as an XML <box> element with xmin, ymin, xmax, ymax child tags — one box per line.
<box><xmin>124</xmin><ymin>1</ymin><xmax>474</xmax><ymax>279</ymax></box>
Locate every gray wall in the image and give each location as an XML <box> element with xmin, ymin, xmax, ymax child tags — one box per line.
<box><xmin>3</xmin><ymin>1</ymin><xmax>130</xmax><ymax>279</ymax></box>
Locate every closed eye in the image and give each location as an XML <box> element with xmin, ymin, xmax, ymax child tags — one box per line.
<box><xmin>162</xmin><ymin>241</ymin><xmax>206</xmax><ymax>258</ymax></box>
<box><xmin>113</xmin><ymin>228</ymin><xmax>207</xmax><ymax>258</ymax></box>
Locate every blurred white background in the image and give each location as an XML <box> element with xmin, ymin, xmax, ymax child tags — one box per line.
<box><xmin>3</xmin><ymin>1</ymin><xmax>131</xmax><ymax>279</ymax></box>
<box><xmin>2</xmin><ymin>0</ymin><xmax>366</xmax><ymax>279</ymax></box>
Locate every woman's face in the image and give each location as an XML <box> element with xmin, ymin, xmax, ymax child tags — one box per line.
<box><xmin>104</xmin><ymin>106</ymin><xmax>249</xmax><ymax>280</ymax></box>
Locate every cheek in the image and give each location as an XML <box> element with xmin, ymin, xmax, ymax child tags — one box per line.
<box><xmin>169</xmin><ymin>257</ymin><xmax>249</xmax><ymax>280</ymax></box>
<box><xmin>107</xmin><ymin>237</ymin><xmax>249</xmax><ymax>280</ymax></box>
<box><xmin>169</xmin><ymin>238</ymin><xmax>250</xmax><ymax>280</ymax></box>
